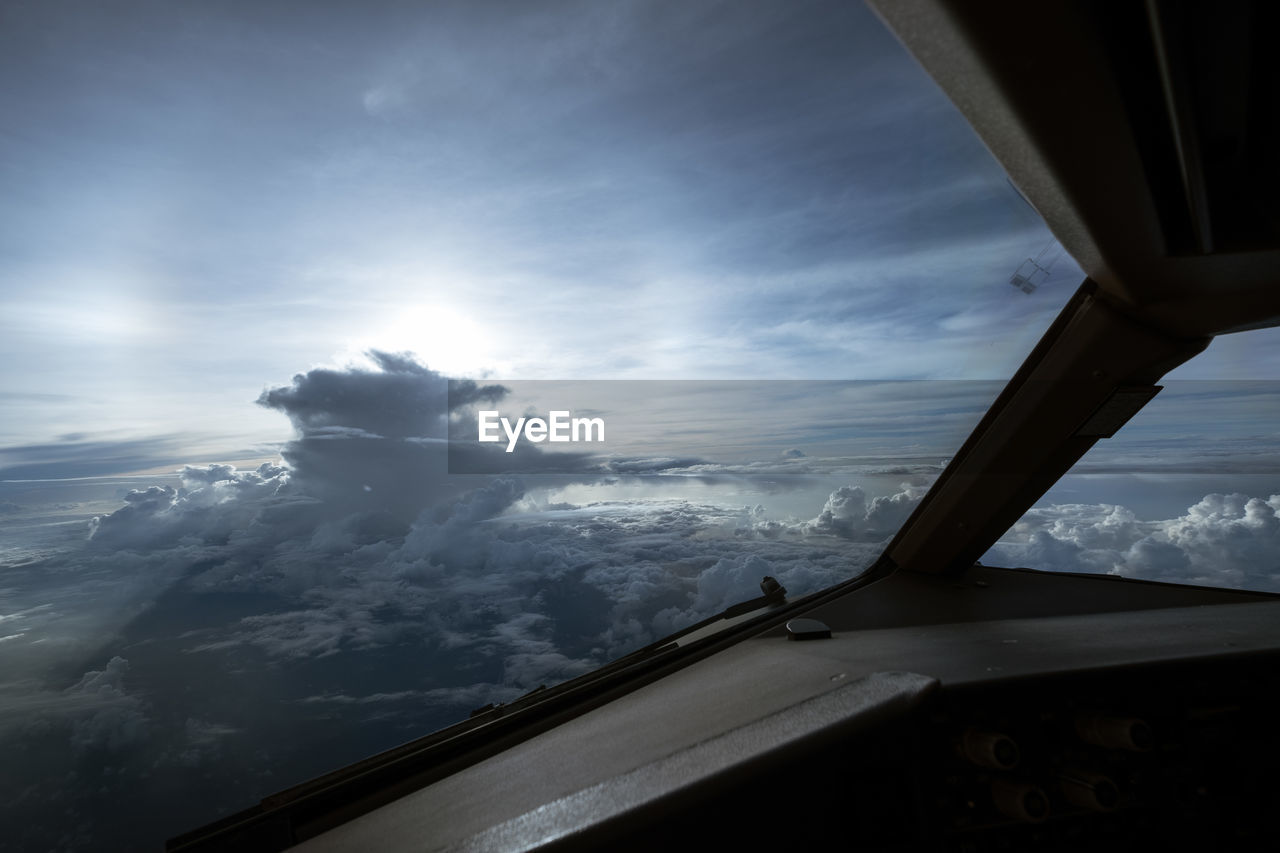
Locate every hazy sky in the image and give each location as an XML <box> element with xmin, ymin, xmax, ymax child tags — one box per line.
<box><xmin>0</xmin><ymin>0</ymin><xmax>1094</xmax><ymax>472</ymax></box>
<box><xmin>1</xmin><ymin>0</ymin><xmax>1276</xmax><ymax>474</ymax></box>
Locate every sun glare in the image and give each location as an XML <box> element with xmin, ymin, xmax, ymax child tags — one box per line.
<box><xmin>352</xmin><ymin>304</ymin><xmax>497</xmax><ymax>378</ymax></box>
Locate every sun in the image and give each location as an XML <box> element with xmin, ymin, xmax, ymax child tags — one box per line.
<box><xmin>352</xmin><ymin>304</ymin><xmax>497</xmax><ymax>378</ymax></box>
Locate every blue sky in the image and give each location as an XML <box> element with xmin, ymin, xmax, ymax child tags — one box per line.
<box><xmin>4</xmin><ymin>0</ymin><xmax>1276</xmax><ymax>478</ymax></box>
<box><xmin>0</xmin><ymin>0</ymin><xmax>1101</xmax><ymax>474</ymax></box>
<box><xmin>4</xmin><ymin>0</ymin><xmax>1279</xmax><ymax>473</ymax></box>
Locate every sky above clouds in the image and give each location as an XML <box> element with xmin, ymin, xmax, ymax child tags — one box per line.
<box><xmin>1</xmin><ymin>1</ymin><xmax>1278</xmax><ymax>850</ymax></box>
<box><xmin>3</xmin><ymin>0</ymin><xmax>1277</xmax><ymax>465</ymax></box>
<box><xmin>3</xmin><ymin>0</ymin><xmax>1273</xmax><ymax>472</ymax></box>
<box><xmin>0</xmin><ymin>0</ymin><xmax>1096</xmax><ymax>467</ymax></box>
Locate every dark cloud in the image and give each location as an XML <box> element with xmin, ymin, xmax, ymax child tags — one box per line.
<box><xmin>64</xmin><ymin>657</ymin><xmax>150</xmax><ymax>753</ymax></box>
<box><xmin>257</xmin><ymin>353</ymin><xmax>504</xmax><ymax>520</ymax></box>
<box><xmin>447</xmin><ymin>378</ymin><xmax>510</xmax><ymax>411</ymax></box>
<box><xmin>258</xmin><ymin>350</ymin><xmax>446</xmax><ymax>440</ymax></box>
<box><xmin>259</xmin><ymin>352</ymin><xmax>601</xmax><ymax>506</ymax></box>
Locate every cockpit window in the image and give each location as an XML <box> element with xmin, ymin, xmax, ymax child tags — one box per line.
<box><xmin>0</xmin><ymin>1</ymin><xmax>1096</xmax><ymax>849</ymax></box>
<box><xmin>983</xmin><ymin>334</ymin><xmax>1280</xmax><ymax>592</ymax></box>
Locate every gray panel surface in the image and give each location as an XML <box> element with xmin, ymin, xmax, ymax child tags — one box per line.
<box><xmin>295</xmin><ymin>598</ymin><xmax>1280</xmax><ymax>852</ymax></box>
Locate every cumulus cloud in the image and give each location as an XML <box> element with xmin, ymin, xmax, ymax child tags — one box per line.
<box><xmin>3</xmin><ymin>352</ymin><xmax>941</xmax><ymax>852</ymax></box>
<box><xmin>61</xmin><ymin>657</ymin><xmax>150</xmax><ymax>753</ymax></box>
<box><xmin>70</xmin><ymin>355</ymin><xmax>933</xmax><ymax>707</ymax></box>
<box><xmin>805</xmin><ymin>482</ymin><xmax>927</xmax><ymax>540</ymax></box>
<box><xmin>75</xmin><ymin>357</ymin><xmax>904</xmax><ymax>678</ymax></box>
<box><xmin>984</xmin><ymin>492</ymin><xmax>1280</xmax><ymax>591</ymax></box>
<box><xmin>186</xmin><ymin>485</ymin><xmax>884</xmax><ymax>667</ymax></box>
<box><xmin>87</xmin><ymin>462</ymin><xmax>289</xmax><ymax>549</ymax></box>
<box><xmin>253</xmin><ymin>352</ymin><xmax>456</xmax><ymax>519</ymax></box>
<box><xmin>259</xmin><ymin>351</ymin><xmax>444</xmax><ymax>439</ymax></box>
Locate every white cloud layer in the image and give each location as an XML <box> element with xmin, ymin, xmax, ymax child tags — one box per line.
<box><xmin>985</xmin><ymin>493</ymin><xmax>1280</xmax><ymax>591</ymax></box>
<box><xmin>3</xmin><ymin>352</ymin><xmax>1277</xmax><ymax>853</ymax></box>
<box><xmin>1</xmin><ymin>351</ymin><xmax>938</xmax><ymax>851</ymax></box>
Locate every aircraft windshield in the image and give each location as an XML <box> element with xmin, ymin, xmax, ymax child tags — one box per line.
<box><xmin>0</xmin><ymin>1</ymin><xmax>1128</xmax><ymax>849</ymax></box>
<box><xmin>983</xmin><ymin>335</ymin><xmax>1280</xmax><ymax>592</ymax></box>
